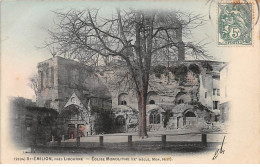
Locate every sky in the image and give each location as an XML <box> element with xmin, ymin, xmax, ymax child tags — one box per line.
<box><xmin>1</xmin><ymin>0</ymin><xmax>229</xmax><ymax>100</ymax></box>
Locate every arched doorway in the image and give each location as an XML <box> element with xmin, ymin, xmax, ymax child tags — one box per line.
<box><xmin>183</xmin><ymin>110</ymin><xmax>197</xmax><ymax>126</ymax></box>
<box><xmin>59</xmin><ymin>105</ymin><xmax>88</xmax><ymax>139</ymax></box>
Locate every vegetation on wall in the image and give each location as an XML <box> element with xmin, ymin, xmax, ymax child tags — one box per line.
<box><xmin>189</xmin><ymin>101</ymin><xmax>211</xmax><ymax>112</ymax></box>
<box><xmin>188</xmin><ymin>64</ymin><xmax>201</xmax><ymax>76</ymax></box>
<box><xmin>92</xmin><ymin>107</ymin><xmax>115</xmax><ymax>134</ymax></box>
<box><xmin>152</xmin><ymin>63</ymin><xmax>203</xmax><ymax>84</ymax></box>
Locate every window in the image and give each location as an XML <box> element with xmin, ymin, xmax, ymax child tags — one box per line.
<box><xmin>118</xmin><ymin>93</ymin><xmax>127</xmax><ymax>105</ymax></box>
<box><xmin>185</xmin><ymin>111</ymin><xmax>196</xmax><ymax>117</ymax></box>
<box><xmin>70</xmin><ymin>69</ymin><xmax>79</xmax><ymax>87</ymax></box>
<box><xmin>50</xmin><ymin>67</ymin><xmax>54</xmax><ymax>87</ymax></box>
<box><xmin>213</xmin><ymin>89</ymin><xmax>220</xmax><ymax>96</ymax></box>
<box><xmin>149</xmin><ymin>100</ymin><xmax>155</xmax><ymax>104</ymax></box>
<box><xmin>40</xmin><ymin>71</ymin><xmax>44</xmax><ymax>90</ymax></box>
<box><xmin>213</xmin><ymin>101</ymin><xmax>219</xmax><ymax>109</ymax></box>
<box><xmin>205</xmin><ymin>92</ymin><xmax>207</xmax><ymax>98</ymax></box>
<box><xmin>217</xmin><ymin>89</ymin><xmax>220</xmax><ymax>96</ymax></box>
<box><xmin>178</xmin><ymin>99</ymin><xmax>184</xmax><ymax>104</ymax></box>
<box><xmin>213</xmin><ymin>89</ymin><xmax>216</xmax><ymax>95</ymax></box>
<box><xmin>149</xmin><ymin>112</ymin><xmax>160</xmax><ymax>124</ymax></box>
<box><xmin>120</xmin><ymin>100</ymin><xmax>127</xmax><ymax>105</ymax></box>
<box><xmin>46</xmin><ymin>70</ymin><xmax>49</xmax><ymax>87</ymax></box>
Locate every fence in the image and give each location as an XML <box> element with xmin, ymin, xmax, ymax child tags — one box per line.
<box><xmin>46</xmin><ymin>132</ymin><xmax>226</xmax><ymax>149</ymax></box>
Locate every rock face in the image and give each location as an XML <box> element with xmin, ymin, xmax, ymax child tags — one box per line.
<box><xmin>37</xmin><ymin>56</ymin><xmax>227</xmax><ymax>133</ymax></box>
<box><xmin>97</xmin><ymin>61</ymin><xmax>226</xmax><ymax>131</ymax></box>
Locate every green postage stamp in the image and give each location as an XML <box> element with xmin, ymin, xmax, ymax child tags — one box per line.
<box><xmin>218</xmin><ymin>3</ymin><xmax>252</xmax><ymax>45</ymax></box>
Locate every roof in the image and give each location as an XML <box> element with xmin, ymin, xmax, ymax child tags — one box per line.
<box><xmin>62</xmin><ymin>89</ymin><xmax>89</xmax><ymax>110</ymax></box>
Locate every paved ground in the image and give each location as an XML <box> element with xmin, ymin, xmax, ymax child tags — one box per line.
<box><xmin>63</xmin><ymin>129</ymin><xmax>226</xmax><ymax>143</ymax></box>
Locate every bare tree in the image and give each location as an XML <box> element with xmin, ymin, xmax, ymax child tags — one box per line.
<box><xmin>29</xmin><ymin>74</ymin><xmax>39</xmax><ymax>97</ymax></box>
<box><xmin>45</xmin><ymin>8</ymin><xmax>208</xmax><ymax>138</ymax></box>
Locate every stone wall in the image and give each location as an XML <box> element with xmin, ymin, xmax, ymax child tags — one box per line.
<box><xmin>37</xmin><ymin>56</ymin><xmax>112</xmax><ymax>113</ymax></box>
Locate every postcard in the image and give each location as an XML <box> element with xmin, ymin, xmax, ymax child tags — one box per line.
<box><xmin>1</xmin><ymin>0</ymin><xmax>259</xmax><ymax>164</ymax></box>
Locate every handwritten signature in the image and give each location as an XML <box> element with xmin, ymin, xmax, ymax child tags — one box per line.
<box><xmin>212</xmin><ymin>136</ymin><xmax>225</xmax><ymax>160</ymax></box>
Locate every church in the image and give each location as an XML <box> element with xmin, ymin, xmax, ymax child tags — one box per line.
<box><xmin>36</xmin><ymin>56</ymin><xmax>228</xmax><ymax>138</ymax></box>
<box><xmin>37</xmin><ymin>56</ymin><xmax>112</xmax><ymax>139</ymax></box>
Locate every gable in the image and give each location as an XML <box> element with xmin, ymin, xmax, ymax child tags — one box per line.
<box><xmin>64</xmin><ymin>91</ymin><xmax>85</xmax><ymax>109</ymax></box>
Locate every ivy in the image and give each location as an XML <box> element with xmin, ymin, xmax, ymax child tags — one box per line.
<box><xmin>190</xmin><ymin>101</ymin><xmax>211</xmax><ymax>112</ymax></box>
<box><xmin>188</xmin><ymin>64</ymin><xmax>201</xmax><ymax>75</ymax></box>
<box><xmin>170</xmin><ymin>64</ymin><xmax>188</xmax><ymax>84</ymax></box>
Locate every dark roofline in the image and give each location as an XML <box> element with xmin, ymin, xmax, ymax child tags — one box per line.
<box><xmin>26</xmin><ymin>106</ymin><xmax>58</xmax><ymax>113</ymax></box>
<box><xmin>183</xmin><ymin>60</ymin><xmax>228</xmax><ymax>64</ymax></box>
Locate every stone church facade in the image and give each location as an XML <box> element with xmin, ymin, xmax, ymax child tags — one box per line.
<box><xmin>36</xmin><ymin>56</ymin><xmax>227</xmax><ymax>136</ymax></box>
<box><xmin>37</xmin><ymin>56</ymin><xmax>112</xmax><ymax>138</ymax></box>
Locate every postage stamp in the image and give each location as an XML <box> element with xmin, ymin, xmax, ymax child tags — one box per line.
<box><xmin>218</xmin><ymin>3</ymin><xmax>252</xmax><ymax>45</ymax></box>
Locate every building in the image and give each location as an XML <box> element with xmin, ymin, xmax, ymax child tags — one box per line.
<box><xmin>37</xmin><ymin>56</ymin><xmax>112</xmax><ymax>138</ymax></box>
<box><xmin>36</xmin><ymin>56</ymin><xmax>227</xmax><ymax>135</ymax></box>
<box><xmin>9</xmin><ymin>97</ymin><xmax>58</xmax><ymax>146</ymax></box>
<box><xmin>99</xmin><ymin>60</ymin><xmax>227</xmax><ymax>131</ymax></box>
<box><xmin>219</xmin><ymin>64</ymin><xmax>230</xmax><ymax>123</ymax></box>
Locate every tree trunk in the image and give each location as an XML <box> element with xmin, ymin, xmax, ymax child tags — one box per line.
<box><xmin>137</xmin><ymin>89</ymin><xmax>148</xmax><ymax>138</ymax></box>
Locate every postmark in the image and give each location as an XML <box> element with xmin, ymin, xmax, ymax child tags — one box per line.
<box><xmin>218</xmin><ymin>3</ymin><xmax>252</xmax><ymax>45</ymax></box>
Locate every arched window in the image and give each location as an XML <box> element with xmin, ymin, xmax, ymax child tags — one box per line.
<box><xmin>120</xmin><ymin>100</ymin><xmax>127</xmax><ymax>105</ymax></box>
<box><xmin>45</xmin><ymin>70</ymin><xmax>49</xmax><ymax>87</ymax></box>
<box><xmin>178</xmin><ymin>99</ymin><xmax>184</xmax><ymax>104</ymax></box>
<box><xmin>40</xmin><ymin>71</ymin><xmax>44</xmax><ymax>90</ymax></box>
<box><xmin>70</xmin><ymin>69</ymin><xmax>79</xmax><ymax>87</ymax></box>
<box><xmin>116</xmin><ymin>115</ymin><xmax>125</xmax><ymax>125</ymax></box>
<box><xmin>50</xmin><ymin>67</ymin><xmax>54</xmax><ymax>87</ymax></box>
<box><xmin>149</xmin><ymin>111</ymin><xmax>160</xmax><ymax>124</ymax></box>
<box><xmin>149</xmin><ymin>114</ymin><xmax>154</xmax><ymax>124</ymax></box>
<box><xmin>185</xmin><ymin>111</ymin><xmax>196</xmax><ymax>117</ymax></box>
<box><xmin>118</xmin><ymin>93</ymin><xmax>127</xmax><ymax>105</ymax></box>
<box><xmin>147</xmin><ymin>91</ymin><xmax>158</xmax><ymax>104</ymax></box>
<box><xmin>156</xmin><ymin>114</ymin><xmax>160</xmax><ymax>124</ymax></box>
